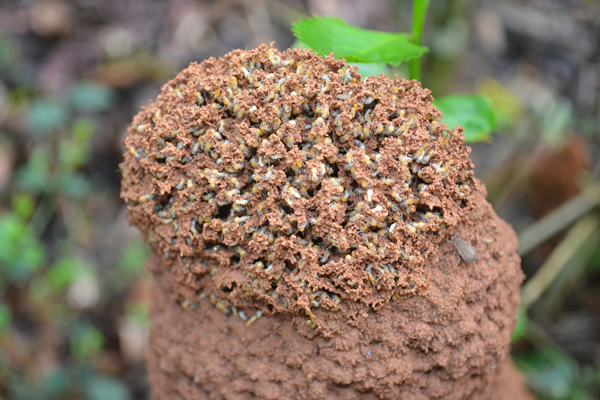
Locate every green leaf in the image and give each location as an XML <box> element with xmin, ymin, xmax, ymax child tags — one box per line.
<box><xmin>478</xmin><ymin>79</ymin><xmax>523</xmax><ymax>129</ymax></box>
<box><xmin>41</xmin><ymin>368</ymin><xmax>68</xmax><ymax>396</ymax></box>
<box><xmin>57</xmin><ymin>171</ymin><xmax>91</xmax><ymax>199</ymax></box>
<box><xmin>28</xmin><ymin>276</ymin><xmax>52</xmax><ymax>307</ymax></box>
<box><xmin>510</xmin><ymin>308</ymin><xmax>528</xmax><ymax>343</ymax></box>
<box><xmin>349</xmin><ymin>63</ymin><xmax>390</xmax><ymax>78</ymax></box>
<box><xmin>119</xmin><ymin>239</ymin><xmax>150</xmax><ymax>276</ymax></box>
<box><xmin>47</xmin><ymin>258</ymin><xmax>89</xmax><ymax>290</ymax></box>
<box><xmin>433</xmin><ymin>94</ymin><xmax>498</xmax><ymax>143</ymax></box>
<box><xmin>85</xmin><ymin>376</ymin><xmax>131</xmax><ymax>400</ymax></box>
<box><xmin>291</xmin><ymin>42</ymin><xmax>391</xmax><ymax>79</ymax></box>
<box><xmin>0</xmin><ymin>213</ymin><xmax>45</xmax><ymax>282</ymax></box>
<box><xmin>591</xmin><ymin>248</ymin><xmax>600</xmax><ymax>272</ymax></box>
<box><xmin>0</xmin><ymin>36</ymin><xmax>19</xmax><ymax>69</ymax></box>
<box><xmin>0</xmin><ymin>302</ymin><xmax>10</xmax><ymax>335</ymax></box>
<box><xmin>70</xmin><ymin>325</ymin><xmax>105</xmax><ymax>360</ymax></box>
<box><xmin>15</xmin><ymin>147</ymin><xmax>52</xmax><ymax>194</ymax></box>
<box><xmin>515</xmin><ymin>346</ymin><xmax>583</xmax><ymax>399</ymax></box>
<box><xmin>27</xmin><ymin>98</ymin><xmax>68</xmax><ymax>135</ymax></box>
<box><xmin>291</xmin><ymin>40</ymin><xmax>309</xmax><ymax>50</ymax></box>
<box><xmin>59</xmin><ymin>139</ymin><xmax>88</xmax><ymax>170</ymax></box>
<box><xmin>292</xmin><ymin>16</ymin><xmax>428</xmax><ymax>66</ymax></box>
<box><xmin>69</xmin><ymin>81</ymin><xmax>115</xmax><ymax>113</ymax></box>
<box><xmin>72</xmin><ymin>117</ymin><xmax>95</xmax><ymax>142</ymax></box>
<box><xmin>125</xmin><ymin>302</ymin><xmax>149</xmax><ymax>327</ymax></box>
<box><xmin>11</xmin><ymin>192</ymin><xmax>36</xmax><ymax>220</ymax></box>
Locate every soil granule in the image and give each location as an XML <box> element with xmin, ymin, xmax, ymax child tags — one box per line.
<box><xmin>121</xmin><ymin>44</ymin><xmax>530</xmax><ymax>399</ymax></box>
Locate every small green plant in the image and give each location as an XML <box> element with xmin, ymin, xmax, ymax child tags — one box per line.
<box><xmin>291</xmin><ymin>1</ymin><xmax>498</xmax><ymax>142</ymax></box>
<box><xmin>0</xmin><ymin>48</ymin><xmax>141</xmax><ymax>397</ymax></box>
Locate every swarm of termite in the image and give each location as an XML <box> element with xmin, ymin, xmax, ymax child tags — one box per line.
<box><xmin>121</xmin><ymin>44</ymin><xmax>475</xmax><ymax>325</ymax></box>
<box><xmin>121</xmin><ymin>44</ymin><xmax>530</xmax><ymax>400</ymax></box>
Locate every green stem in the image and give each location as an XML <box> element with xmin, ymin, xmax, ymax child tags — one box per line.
<box><xmin>520</xmin><ymin>213</ymin><xmax>600</xmax><ymax>310</ymax></box>
<box><xmin>517</xmin><ymin>182</ymin><xmax>600</xmax><ymax>256</ymax></box>
<box><xmin>409</xmin><ymin>0</ymin><xmax>430</xmax><ymax>81</ymax></box>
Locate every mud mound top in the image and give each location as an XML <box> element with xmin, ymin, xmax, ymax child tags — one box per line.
<box><xmin>120</xmin><ymin>44</ymin><xmax>475</xmax><ymax>322</ymax></box>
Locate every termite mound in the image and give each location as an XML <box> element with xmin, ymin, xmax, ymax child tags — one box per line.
<box><xmin>121</xmin><ymin>44</ymin><xmax>532</xmax><ymax>399</ymax></box>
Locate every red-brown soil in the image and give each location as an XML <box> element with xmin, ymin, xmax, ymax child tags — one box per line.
<box><xmin>145</xmin><ymin>188</ymin><xmax>528</xmax><ymax>399</ymax></box>
<box><xmin>121</xmin><ymin>45</ymin><xmax>531</xmax><ymax>399</ymax></box>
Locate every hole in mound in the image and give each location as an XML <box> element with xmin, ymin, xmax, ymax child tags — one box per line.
<box><xmin>364</xmin><ymin>99</ymin><xmax>379</xmax><ymax>110</ymax></box>
<box><xmin>307</xmin><ymin>182</ymin><xmax>322</xmax><ymax>197</ymax></box>
<box><xmin>217</xmin><ymin>204</ymin><xmax>232</xmax><ymax>219</ymax></box>
<box><xmin>153</xmin><ymin>193</ymin><xmax>173</xmax><ymax>213</ymax></box>
<box><xmin>282</xmin><ymin>204</ymin><xmax>294</xmax><ymax>215</ymax></box>
<box><xmin>329</xmin><ymin>162</ymin><xmax>339</xmax><ymax>177</ymax></box>
<box><xmin>220</xmin><ymin>283</ymin><xmax>236</xmax><ymax>293</ymax></box>
<box><xmin>283</xmin><ymin>261</ymin><xmax>294</xmax><ymax>273</ymax></box>
<box><xmin>415</xmin><ymin>204</ymin><xmax>431</xmax><ymax>215</ymax></box>
<box><xmin>222</xmin><ymin>108</ymin><xmax>234</xmax><ymax>119</ymax></box>
<box><xmin>203</xmin><ymin>242</ymin><xmax>222</xmax><ymax>251</ymax></box>
<box><xmin>251</xmin><ymin>258</ymin><xmax>268</xmax><ymax>270</ymax></box>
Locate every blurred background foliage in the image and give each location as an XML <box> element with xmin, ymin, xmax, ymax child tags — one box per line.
<box><xmin>0</xmin><ymin>0</ymin><xmax>599</xmax><ymax>399</ymax></box>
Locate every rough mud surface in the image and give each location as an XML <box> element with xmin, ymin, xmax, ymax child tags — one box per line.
<box><xmin>121</xmin><ymin>45</ymin><xmax>528</xmax><ymax>399</ymax></box>
<box><xmin>121</xmin><ymin>44</ymin><xmax>476</xmax><ymax>322</ymax></box>
<box><xmin>146</xmin><ymin>189</ymin><xmax>526</xmax><ymax>399</ymax></box>
<box><xmin>490</xmin><ymin>360</ymin><xmax>534</xmax><ymax>400</ymax></box>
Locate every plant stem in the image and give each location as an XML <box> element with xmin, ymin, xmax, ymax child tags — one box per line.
<box><xmin>409</xmin><ymin>0</ymin><xmax>430</xmax><ymax>81</ymax></box>
<box><xmin>537</xmin><ymin>233</ymin><xmax>599</xmax><ymax>318</ymax></box>
<box><xmin>28</xmin><ymin>196</ymin><xmax>54</xmax><ymax>240</ymax></box>
<box><xmin>518</xmin><ymin>182</ymin><xmax>600</xmax><ymax>256</ymax></box>
<box><xmin>520</xmin><ymin>213</ymin><xmax>600</xmax><ymax>310</ymax></box>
